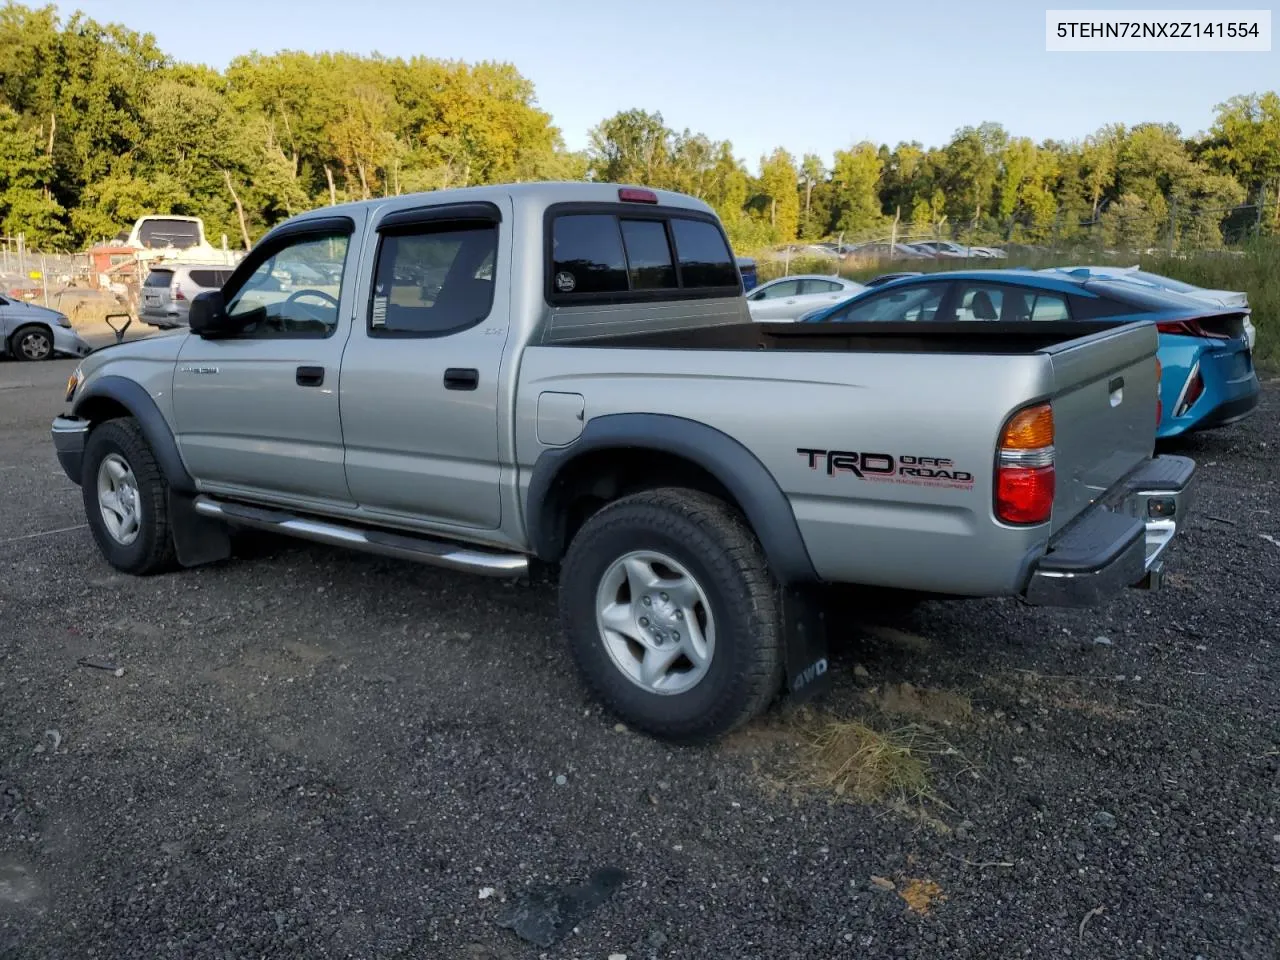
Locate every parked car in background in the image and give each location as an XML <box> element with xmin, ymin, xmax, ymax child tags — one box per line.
<box><xmin>842</xmin><ymin>242</ymin><xmax>932</xmax><ymax>261</ymax></box>
<box><xmin>800</xmin><ymin>269</ymin><xmax>1259</xmax><ymax>439</ymax></box>
<box><xmin>141</xmin><ymin>264</ymin><xmax>237</xmax><ymax>328</ymax></box>
<box><xmin>745</xmin><ymin>274</ymin><xmax>866</xmax><ymax>321</ymax></box>
<box><xmin>1042</xmin><ymin>266</ymin><xmax>1256</xmax><ymax>351</ymax></box>
<box><xmin>0</xmin><ymin>294</ymin><xmax>92</xmax><ymax>361</ymax></box>
<box><xmin>735</xmin><ymin>257</ymin><xmax>759</xmax><ymax>292</ymax></box>
<box><xmin>969</xmin><ymin>246</ymin><xmax>1008</xmax><ymax>259</ymax></box>
<box><xmin>905</xmin><ymin>240</ymin><xmax>970</xmax><ymax>259</ymax></box>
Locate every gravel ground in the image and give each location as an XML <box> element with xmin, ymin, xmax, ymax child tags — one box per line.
<box><xmin>1</xmin><ymin>357</ymin><xmax>1277</xmax><ymax>960</ymax></box>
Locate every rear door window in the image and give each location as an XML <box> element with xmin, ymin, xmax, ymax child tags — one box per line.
<box><xmin>830</xmin><ymin>283</ymin><xmax>949</xmax><ymax>322</ymax></box>
<box><xmin>371</xmin><ymin>224</ymin><xmax>499</xmax><ymax>337</ymax></box>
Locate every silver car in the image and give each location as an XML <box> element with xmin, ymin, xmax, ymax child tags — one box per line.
<box><xmin>141</xmin><ymin>264</ymin><xmax>236</xmax><ymax>328</ymax></box>
<box><xmin>745</xmin><ymin>274</ymin><xmax>866</xmax><ymax>322</ymax></box>
<box><xmin>0</xmin><ymin>294</ymin><xmax>92</xmax><ymax>361</ymax></box>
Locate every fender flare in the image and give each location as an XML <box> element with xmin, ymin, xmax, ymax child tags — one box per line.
<box><xmin>73</xmin><ymin>375</ymin><xmax>196</xmax><ymax>495</ymax></box>
<box><xmin>526</xmin><ymin>412</ymin><xmax>818</xmax><ymax>584</ymax></box>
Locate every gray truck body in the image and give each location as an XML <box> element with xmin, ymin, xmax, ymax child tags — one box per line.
<box><xmin>53</xmin><ymin>181</ymin><xmax>1192</xmax><ymax>612</ymax></box>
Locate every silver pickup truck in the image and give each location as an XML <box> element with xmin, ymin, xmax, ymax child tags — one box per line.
<box><xmin>52</xmin><ymin>182</ymin><xmax>1195</xmax><ymax>741</ymax></box>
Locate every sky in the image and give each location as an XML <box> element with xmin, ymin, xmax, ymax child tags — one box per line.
<box><xmin>66</xmin><ymin>0</ymin><xmax>1277</xmax><ymax>169</ymax></box>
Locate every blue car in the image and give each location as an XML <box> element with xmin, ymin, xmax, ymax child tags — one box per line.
<box><xmin>800</xmin><ymin>270</ymin><xmax>1259</xmax><ymax>439</ymax></box>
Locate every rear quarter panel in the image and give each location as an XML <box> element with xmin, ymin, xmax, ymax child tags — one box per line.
<box><xmin>516</xmin><ymin>345</ymin><xmax>1060</xmax><ymax>596</ymax></box>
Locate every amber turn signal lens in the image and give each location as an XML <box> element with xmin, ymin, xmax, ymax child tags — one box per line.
<box><xmin>1000</xmin><ymin>402</ymin><xmax>1053</xmax><ymax>450</ymax></box>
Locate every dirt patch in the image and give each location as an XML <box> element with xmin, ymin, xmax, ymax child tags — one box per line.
<box><xmin>792</xmin><ymin>718</ymin><xmax>932</xmax><ymax>804</ymax></box>
<box><xmin>863</xmin><ymin>682</ymin><xmax>973</xmax><ymax>726</ymax></box>
<box><xmin>862</xmin><ymin>625</ymin><xmax>933</xmax><ymax>653</ymax></box>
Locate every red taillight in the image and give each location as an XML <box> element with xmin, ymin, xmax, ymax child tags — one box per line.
<box><xmin>1156</xmin><ymin>318</ymin><xmax>1228</xmax><ymax>339</ymax></box>
<box><xmin>995</xmin><ymin>402</ymin><xmax>1054</xmax><ymax>526</ymax></box>
<box><xmin>1175</xmin><ymin>364</ymin><xmax>1204</xmax><ymax>417</ymax></box>
<box><xmin>618</xmin><ymin>187</ymin><xmax>658</xmax><ymax>204</ymax></box>
<box><xmin>173</xmin><ymin>287</ymin><xmax>186</xmax><ymax>300</ymax></box>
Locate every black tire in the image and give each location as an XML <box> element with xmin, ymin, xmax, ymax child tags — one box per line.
<box><xmin>81</xmin><ymin>417</ymin><xmax>177</xmax><ymax>575</ymax></box>
<box><xmin>10</xmin><ymin>325</ymin><xmax>53</xmax><ymax>362</ymax></box>
<box><xmin>559</xmin><ymin>487</ymin><xmax>784</xmax><ymax>742</ymax></box>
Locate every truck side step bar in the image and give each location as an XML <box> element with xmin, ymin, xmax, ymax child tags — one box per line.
<box><xmin>192</xmin><ymin>495</ymin><xmax>530</xmax><ymax>578</ymax></box>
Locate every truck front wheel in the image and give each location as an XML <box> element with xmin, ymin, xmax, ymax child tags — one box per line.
<box><xmin>81</xmin><ymin>417</ymin><xmax>177</xmax><ymax>575</ymax></box>
<box><xmin>559</xmin><ymin>488</ymin><xmax>783</xmax><ymax>741</ymax></box>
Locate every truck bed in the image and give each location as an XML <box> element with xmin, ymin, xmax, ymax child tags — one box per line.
<box><xmin>545</xmin><ymin>319</ymin><xmax>1132</xmax><ymax>355</ymax></box>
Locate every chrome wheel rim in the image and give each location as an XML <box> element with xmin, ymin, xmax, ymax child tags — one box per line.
<box><xmin>595</xmin><ymin>550</ymin><xmax>715</xmax><ymax>696</ymax></box>
<box><xmin>96</xmin><ymin>453</ymin><xmax>141</xmax><ymax>546</ymax></box>
<box><xmin>19</xmin><ymin>331</ymin><xmax>51</xmax><ymax>360</ymax></box>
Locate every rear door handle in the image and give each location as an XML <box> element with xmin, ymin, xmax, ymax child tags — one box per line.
<box><xmin>296</xmin><ymin>366</ymin><xmax>325</xmax><ymax>387</ymax></box>
<box><xmin>444</xmin><ymin>367</ymin><xmax>479</xmax><ymax>391</ymax></box>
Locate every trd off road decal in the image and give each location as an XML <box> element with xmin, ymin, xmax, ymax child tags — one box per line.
<box><xmin>797</xmin><ymin>448</ymin><xmax>975</xmax><ymax>490</ymax></box>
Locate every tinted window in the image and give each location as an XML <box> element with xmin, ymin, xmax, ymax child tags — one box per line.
<box><xmin>370</xmin><ymin>224</ymin><xmax>498</xmax><ymax>337</ymax></box>
<box><xmin>187</xmin><ymin>269</ymin><xmax>233</xmax><ymax>288</ymax></box>
<box><xmin>619</xmin><ymin>219</ymin><xmax>676</xmax><ymax>290</ymax></box>
<box><xmin>1069</xmin><ymin>293</ymin><xmax>1133</xmax><ymax>319</ymax></box>
<box><xmin>226</xmin><ymin>233</ymin><xmax>349</xmax><ymax>339</ymax></box>
<box><xmin>137</xmin><ymin>219</ymin><xmax>200</xmax><ymax>249</ymax></box>
<box><xmin>829</xmin><ymin>283</ymin><xmax>948</xmax><ymax>323</ymax></box>
<box><xmin>552</xmin><ymin>215</ymin><xmax>628</xmax><ymax>294</ymax></box>
<box><xmin>671</xmin><ymin>217</ymin><xmax>737</xmax><ymax>288</ymax></box>
<box><xmin>1085</xmin><ymin>278</ymin><xmax>1201</xmax><ymax>312</ymax></box>
<box><xmin>144</xmin><ymin>270</ymin><xmax>173</xmax><ymax>288</ymax></box>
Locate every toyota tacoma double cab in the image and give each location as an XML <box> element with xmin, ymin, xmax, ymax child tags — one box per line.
<box><xmin>52</xmin><ymin>182</ymin><xmax>1195</xmax><ymax>741</ymax></box>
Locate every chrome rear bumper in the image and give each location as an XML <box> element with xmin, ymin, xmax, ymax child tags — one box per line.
<box><xmin>1024</xmin><ymin>455</ymin><xmax>1194</xmax><ymax>607</ymax></box>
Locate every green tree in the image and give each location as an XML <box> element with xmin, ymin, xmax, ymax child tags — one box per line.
<box><xmin>758</xmin><ymin>148</ymin><xmax>799</xmax><ymax>241</ymax></box>
<box><xmin>831</xmin><ymin>142</ymin><xmax>884</xmax><ymax>236</ymax></box>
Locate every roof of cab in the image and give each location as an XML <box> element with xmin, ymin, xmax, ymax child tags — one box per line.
<box><xmin>284</xmin><ymin>181</ymin><xmax>718</xmax><ymax>227</ymax></box>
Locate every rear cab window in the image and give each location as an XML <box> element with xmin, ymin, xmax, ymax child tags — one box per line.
<box><xmin>144</xmin><ymin>270</ymin><xmax>174</xmax><ymax>289</ymax></box>
<box><xmin>547</xmin><ymin>202</ymin><xmax>740</xmax><ymax>304</ymax></box>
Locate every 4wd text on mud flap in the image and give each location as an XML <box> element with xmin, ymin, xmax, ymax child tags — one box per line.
<box><xmin>791</xmin><ymin>657</ymin><xmax>828</xmax><ymax>693</ymax></box>
<box><xmin>797</xmin><ymin>448</ymin><xmax>975</xmax><ymax>485</ymax></box>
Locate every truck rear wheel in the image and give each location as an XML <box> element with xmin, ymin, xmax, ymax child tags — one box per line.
<box><xmin>559</xmin><ymin>488</ymin><xmax>783</xmax><ymax>741</ymax></box>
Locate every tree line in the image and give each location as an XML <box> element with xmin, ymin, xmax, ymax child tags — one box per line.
<box><xmin>1</xmin><ymin>3</ymin><xmax>1277</xmax><ymax>254</ymax></box>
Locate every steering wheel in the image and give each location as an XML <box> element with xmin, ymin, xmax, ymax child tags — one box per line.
<box><xmin>281</xmin><ymin>288</ymin><xmax>339</xmax><ymax>329</ymax></box>
<box><xmin>285</xmin><ymin>289</ymin><xmax>339</xmax><ymax>308</ymax></box>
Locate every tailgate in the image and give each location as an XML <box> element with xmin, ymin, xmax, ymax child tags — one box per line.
<box><xmin>1045</xmin><ymin>322</ymin><xmax>1159</xmax><ymax>534</ymax></box>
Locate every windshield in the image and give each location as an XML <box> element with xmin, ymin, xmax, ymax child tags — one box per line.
<box><xmin>138</xmin><ymin>219</ymin><xmax>201</xmax><ymax>249</ymax></box>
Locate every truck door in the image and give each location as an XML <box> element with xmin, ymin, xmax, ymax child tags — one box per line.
<box><xmin>171</xmin><ymin>217</ymin><xmax>358</xmax><ymax>506</ymax></box>
<box><xmin>339</xmin><ymin>200</ymin><xmax>511</xmax><ymax>530</ymax></box>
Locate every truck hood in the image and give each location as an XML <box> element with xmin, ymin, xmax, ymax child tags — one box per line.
<box><xmin>82</xmin><ymin>328</ymin><xmax>188</xmax><ymax>373</ymax></box>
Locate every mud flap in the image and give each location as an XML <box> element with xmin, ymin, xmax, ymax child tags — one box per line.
<box><xmin>780</xmin><ymin>584</ymin><xmax>831</xmax><ymax>703</ymax></box>
<box><xmin>169</xmin><ymin>492</ymin><xmax>231</xmax><ymax>567</ymax></box>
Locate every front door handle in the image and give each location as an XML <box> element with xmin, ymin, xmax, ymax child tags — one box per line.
<box><xmin>444</xmin><ymin>367</ymin><xmax>479</xmax><ymax>391</ymax></box>
<box><xmin>296</xmin><ymin>365</ymin><xmax>325</xmax><ymax>387</ymax></box>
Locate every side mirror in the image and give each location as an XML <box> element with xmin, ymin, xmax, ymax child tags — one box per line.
<box><xmin>188</xmin><ymin>290</ymin><xmax>236</xmax><ymax>338</ymax></box>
